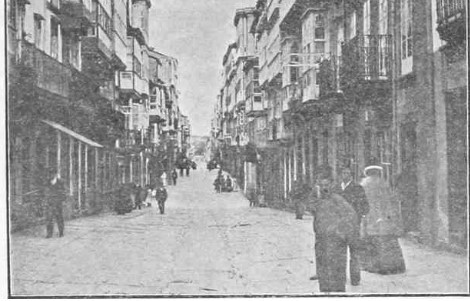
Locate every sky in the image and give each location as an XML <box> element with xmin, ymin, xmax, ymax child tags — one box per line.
<box><xmin>149</xmin><ymin>0</ymin><xmax>255</xmax><ymax>136</ymax></box>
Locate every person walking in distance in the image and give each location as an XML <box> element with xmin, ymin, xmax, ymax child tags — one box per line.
<box><xmin>44</xmin><ymin>169</ymin><xmax>66</xmax><ymax>238</ymax></box>
<box><xmin>306</xmin><ymin>165</ymin><xmax>358</xmax><ymax>292</ymax></box>
<box><xmin>335</xmin><ymin>167</ymin><xmax>369</xmax><ymax>286</ymax></box>
<box><xmin>155</xmin><ymin>181</ymin><xmax>168</xmax><ymax>214</ymax></box>
<box><xmin>171</xmin><ymin>169</ymin><xmax>178</xmax><ymax>186</ymax></box>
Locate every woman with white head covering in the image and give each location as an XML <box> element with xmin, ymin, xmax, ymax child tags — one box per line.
<box><xmin>360</xmin><ymin>164</ymin><xmax>406</xmax><ymax>275</ymax></box>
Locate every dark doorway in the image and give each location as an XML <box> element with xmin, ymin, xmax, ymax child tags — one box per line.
<box><xmin>445</xmin><ymin>88</ymin><xmax>467</xmax><ymax>248</ymax></box>
<box><xmin>399</xmin><ymin>122</ymin><xmax>419</xmax><ymax>233</ymax></box>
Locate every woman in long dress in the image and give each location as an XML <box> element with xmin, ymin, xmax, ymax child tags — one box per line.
<box><xmin>360</xmin><ymin>165</ymin><xmax>406</xmax><ymax>275</ymax></box>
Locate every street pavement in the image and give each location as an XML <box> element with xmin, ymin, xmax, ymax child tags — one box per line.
<box><xmin>9</xmin><ymin>168</ymin><xmax>469</xmax><ymax>296</ymax></box>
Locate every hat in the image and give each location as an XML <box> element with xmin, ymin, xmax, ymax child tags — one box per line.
<box><xmin>364</xmin><ymin>165</ymin><xmax>383</xmax><ymax>176</ymax></box>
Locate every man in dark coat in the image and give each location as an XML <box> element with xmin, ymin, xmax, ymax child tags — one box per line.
<box><xmin>214</xmin><ymin>170</ymin><xmax>224</xmax><ymax>193</ymax></box>
<box><xmin>155</xmin><ymin>181</ymin><xmax>168</xmax><ymax>214</ymax></box>
<box><xmin>225</xmin><ymin>175</ymin><xmax>233</xmax><ymax>192</ymax></box>
<box><xmin>171</xmin><ymin>169</ymin><xmax>178</xmax><ymax>185</ymax></box>
<box><xmin>335</xmin><ymin>167</ymin><xmax>369</xmax><ymax>286</ymax></box>
<box><xmin>185</xmin><ymin>160</ymin><xmax>191</xmax><ymax>176</ymax></box>
<box><xmin>291</xmin><ymin>181</ymin><xmax>311</xmax><ymax>220</ymax></box>
<box><xmin>307</xmin><ymin>166</ymin><xmax>359</xmax><ymax>292</ymax></box>
<box><xmin>44</xmin><ymin>169</ymin><xmax>66</xmax><ymax>238</ymax></box>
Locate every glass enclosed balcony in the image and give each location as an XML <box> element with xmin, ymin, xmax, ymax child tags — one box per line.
<box><xmin>21</xmin><ymin>41</ymin><xmax>72</xmax><ymax>98</ymax></box>
<box><xmin>60</xmin><ymin>0</ymin><xmax>93</xmax><ymax>31</ymax></box>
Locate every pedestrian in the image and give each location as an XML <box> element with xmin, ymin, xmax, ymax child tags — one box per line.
<box><xmin>306</xmin><ymin>165</ymin><xmax>358</xmax><ymax>292</ymax></box>
<box><xmin>134</xmin><ymin>185</ymin><xmax>144</xmax><ymax>210</ymax></box>
<box><xmin>155</xmin><ymin>181</ymin><xmax>168</xmax><ymax>214</ymax></box>
<box><xmin>115</xmin><ymin>183</ymin><xmax>133</xmax><ymax>214</ymax></box>
<box><xmin>335</xmin><ymin>167</ymin><xmax>369</xmax><ymax>286</ymax></box>
<box><xmin>44</xmin><ymin>169</ymin><xmax>66</xmax><ymax>238</ymax></box>
<box><xmin>360</xmin><ymin>165</ymin><xmax>406</xmax><ymax>275</ymax></box>
<box><xmin>225</xmin><ymin>175</ymin><xmax>233</xmax><ymax>192</ymax></box>
<box><xmin>171</xmin><ymin>169</ymin><xmax>178</xmax><ymax>185</ymax></box>
<box><xmin>248</xmin><ymin>189</ymin><xmax>259</xmax><ymax>207</ymax></box>
<box><xmin>145</xmin><ymin>185</ymin><xmax>153</xmax><ymax>207</ymax></box>
<box><xmin>160</xmin><ymin>171</ymin><xmax>168</xmax><ymax>187</ymax></box>
<box><xmin>151</xmin><ymin>186</ymin><xmax>157</xmax><ymax>206</ymax></box>
<box><xmin>291</xmin><ymin>181</ymin><xmax>311</xmax><ymax>220</ymax></box>
<box><xmin>186</xmin><ymin>164</ymin><xmax>190</xmax><ymax>176</ymax></box>
<box><xmin>214</xmin><ymin>170</ymin><xmax>224</xmax><ymax>193</ymax></box>
<box><xmin>179</xmin><ymin>163</ymin><xmax>184</xmax><ymax>177</ymax></box>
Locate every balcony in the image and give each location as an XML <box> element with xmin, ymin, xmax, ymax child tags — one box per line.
<box><xmin>436</xmin><ymin>0</ymin><xmax>466</xmax><ymax>46</ymax></box>
<box><xmin>282</xmin><ymin>83</ymin><xmax>301</xmax><ymax>112</ymax></box>
<box><xmin>81</xmin><ymin>28</ymin><xmax>113</xmax><ymax>82</ymax></box>
<box><xmin>60</xmin><ymin>0</ymin><xmax>93</xmax><ymax>31</ymax></box>
<box><xmin>340</xmin><ymin>35</ymin><xmax>392</xmax><ymax>90</ymax></box>
<box><xmin>246</xmin><ymin>95</ymin><xmax>264</xmax><ymax>118</ymax></box>
<box><xmin>119</xmin><ymin>72</ymin><xmax>148</xmax><ymax>99</ymax></box>
<box><xmin>21</xmin><ymin>41</ymin><xmax>71</xmax><ymax>98</ymax></box>
<box><xmin>47</xmin><ymin>0</ymin><xmax>61</xmax><ymax>14</ymax></box>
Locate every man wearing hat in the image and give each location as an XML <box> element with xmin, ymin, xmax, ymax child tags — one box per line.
<box><xmin>335</xmin><ymin>167</ymin><xmax>369</xmax><ymax>286</ymax></box>
<box><xmin>155</xmin><ymin>180</ymin><xmax>168</xmax><ymax>214</ymax></box>
<box><xmin>307</xmin><ymin>165</ymin><xmax>358</xmax><ymax>292</ymax></box>
<box><xmin>44</xmin><ymin>169</ymin><xmax>66</xmax><ymax>238</ymax></box>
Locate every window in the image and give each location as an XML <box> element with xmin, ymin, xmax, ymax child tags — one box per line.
<box><xmin>363</xmin><ymin>0</ymin><xmax>371</xmax><ymax>35</ymax></box>
<box><xmin>336</xmin><ymin>22</ymin><xmax>344</xmax><ymax>56</ymax></box>
<box><xmin>314</xmin><ymin>42</ymin><xmax>325</xmax><ymax>54</ymax></box>
<box><xmin>134</xmin><ymin>56</ymin><xmax>142</xmax><ymax>76</ymax></box>
<box><xmin>140</xmin><ymin>9</ymin><xmax>145</xmax><ymax>29</ymax></box>
<box><xmin>379</xmin><ymin>0</ymin><xmax>388</xmax><ymax>34</ymax></box>
<box><xmin>98</xmin><ymin>5</ymin><xmax>112</xmax><ymax>37</ymax></box>
<box><xmin>9</xmin><ymin>0</ymin><xmax>17</xmax><ymax>29</ymax></box>
<box><xmin>91</xmin><ymin>0</ymin><xmax>98</xmax><ymax>21</ymax></box>
<box><xmin>346</xmin><ymin>11</ymin><xmax>357</xmax><ymax>40</ymax></box>
<box><xmin>63</xmin><ymin>34</ymin><xmax>80</xmax><ymax>69</ymax></box>
<box><xmin>401</xmin><ymin>0</ymin><xmax>413</xmax><ymax>74</ymax></box>
<box><xmin>313</xmin><ymin>14</ymin><xmax>326</xmax><ymax>57</ymax></box>
<box><xmin>34</xmin><ymin>14</ymin><xmax>43</xmax><ymax>49</ymax></box>
<box><xmin>50</xmin><ymin>18</ymin><xmax>59</xmax><ymax>59</ymax></box>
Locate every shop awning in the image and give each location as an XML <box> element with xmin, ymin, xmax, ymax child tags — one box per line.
<box><xmin>42</xmin><ymin>120</ymin><xmax>103</xmax><ymax>148</ymax></box>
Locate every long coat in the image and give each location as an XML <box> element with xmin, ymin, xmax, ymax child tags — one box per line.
<box><xmin>335</xmin><ymin>181</ymin><xmax>369</xmax><ymax>219</ymax></box>
<box><xmin>308</xmin><ymin>193</ymin><xmax>359</xmax><ymax>292</ymax></box>
<box><xmin>360</xmin><ymin>176</ymin><xmax>401</xmax><ymax>237</ymax></box>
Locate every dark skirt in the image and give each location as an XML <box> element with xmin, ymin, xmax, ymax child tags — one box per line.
<box><xmin>361</xmin><ymin>235</ymin><xmax>406</xmax><ymax>275</ymax></box>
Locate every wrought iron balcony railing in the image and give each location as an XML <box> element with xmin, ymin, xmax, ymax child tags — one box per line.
<box><xmin>340</xmin><ymin>35</ymin><xmax>392</xmax><ymax>88</ymax></box>
<box><xmin>437</xmin><ymin>0</ymin><xmax>466</xmax><ymax>24</ymax></box>
<box><xmin>436</xmin><ymin>0</ymin><xmax>466</xmax><ymax>45</ymax></box>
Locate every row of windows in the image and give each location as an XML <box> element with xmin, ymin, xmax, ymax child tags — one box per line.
<box><xmin>89</xmin><ymin>0</ymin><xmax>112</xmax><ymax>37</ymax></box>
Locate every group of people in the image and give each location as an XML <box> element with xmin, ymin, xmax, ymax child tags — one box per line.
<box><xmin>42</xmin><ymin>168</ymin><xmax>171</xmax><ymax>239</ymax></box>
<box><xmin>169</xmin><ymin>159</ymin><xmax>197</xmax><ymax>186</ymax></box>
<box><xmin>115</xmin><ymin>182</ymin><xmax>168</xmax><ymax>215</ymax></box>
<box><xmin>292</xmin><ymin>165</ymin><xmax>405</xmax><ymax>292</ymax></box>
<box><xmin>213</xmin><ymin>169</ymin><xmax>235</xmax><ymax>193</ymax></box>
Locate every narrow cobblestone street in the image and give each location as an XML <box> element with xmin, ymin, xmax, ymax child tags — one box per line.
<box><xmin>10</xmin><ymin>169</ymin><xmax>468</xmax><ymax>296</ymax></box>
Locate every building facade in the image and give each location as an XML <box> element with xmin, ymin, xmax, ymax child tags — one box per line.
<box><xmin>212</xmin><ymin>0</ymin><xmax>467</xmax><ymax>249</ymax></box>
<box><xmin>7</xmin><ymin>0</ymin><xmax>189</xmax><ymax>230</ymax></box>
